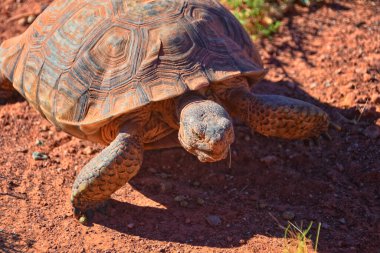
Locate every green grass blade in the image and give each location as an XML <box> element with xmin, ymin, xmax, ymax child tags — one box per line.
<box><xmin>314</xmin><ymin>222</ymin><xmax>321</xmax><ymax>252</ymax></box>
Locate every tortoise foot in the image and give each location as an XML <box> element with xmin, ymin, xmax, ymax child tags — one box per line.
<box><xmin>73</xmin><ymin>207</ymin><xmax>95</xmax><ymax>225</ymax></box>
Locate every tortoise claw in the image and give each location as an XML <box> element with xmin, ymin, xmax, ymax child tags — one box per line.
<box><xmin>73</xmin><ymin>207</ymin><xmax>94</xmax><ymax>225</ymax></box>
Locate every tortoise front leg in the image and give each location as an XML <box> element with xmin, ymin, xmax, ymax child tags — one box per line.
<box><xmin>71</xmin><ymin>123</ymin><xmax>144</xmax><ymax>223</ymax></box>
<box><xmin>213</xmin><ymin>78</ymin><xmax>329</xmax><ymax>140</ymax></box>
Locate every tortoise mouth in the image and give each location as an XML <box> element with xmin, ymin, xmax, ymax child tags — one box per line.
<box><xmin>178</xmin><ymin>131</ymin><xmax>230</xmax><ymax>163</ymax></box>
<box><xmin>194</xmin><ymin>148</ymin><xmax>229</xmax><ymax>162</ymax></box>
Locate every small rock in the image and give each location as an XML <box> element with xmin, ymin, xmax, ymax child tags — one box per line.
<box><xmin>244</xmin><ymin>135</ymin><xmax>250</xmax><ymax>142</ymax></box>
<box><xmin>322</xmin><ymin>223</ymin><xmax>330</xmax><ymax>229</ymax></box>
<box><xmin>16</xmin><ymin>148</ymin><xmax>28</xmax><ymax>153</ymax></box>
<box><xmin>35</xmin><ymin>139</ymin><xmax>44</xmax><ymax>146</ymax></box>
<box><xmin>282</xmin><ymin>211</ymin><xmax>295</xmax><ymax>220</ymax></box>
<box><xmin>258</xmin><ymin>201</ymin><xmax>267</xmax><ymax>209</ymax></box>
<box><xmin>127</xmin><ymin>223</ymin><xmax>135</xmax><ymax>229</ymax></box>
<box><xmin>363</xmin><ymin>125</ymin><xmax>380</xmax><ymax>139</ymax></box>
<box><xmin>148</xmin><ymin>168</ymin><xmax>157</xmax><ymax>173</ymax></box>
<box><xmin>83</xmin><ymin>146</ymin><xmax>94</xmax><ymax>155</ymax></box>
<box><xmin>192</xmin><ymin>181</ymin><xmax>200</xmax><ymax>187</ymax></box>
<box><xmin>260</xmin><ymin>155</ymin><xmax>278</xmax><ymax>166</ymax></box>
<box><xmin>239</xmin><ymin>239</ymin><xmax>246</xmax><ymax>245</ymax></box>
<box><xmin>342</xmin><ymin>92</ymin><xmax>356</xmax><ymax>107</ymax></box>
<box><xmin>339</xmin><ymin>218</ymin><xmax>346</xmax><ymax>224</ymax></box>
<box><xmin>180</xmin><ymin>200</ymin><xmax>189</xmax><ymax>207</ymax></box>
<box><xmin>40</xmin><ymin>125</ymin><xmax>49</xmax><ymax>132</ymax></box>
<box><xmin>32</xmin><ymin>152</ymin><xmax>48</xmax><ymax>161</ymax></box>
<box><xmin>196</xmin><ymin>197</ymin><xmax>205</xmax><ymax>205</ymax></box>
<box><xmin>27</xmin><ymin>15</ymin><xmax>36</xmax><ymax>24</ymax></box>
<box><xmin>17</xmin><ymin>17</ymin><xmax>27</xmax><ymax>26</ymax></box>
<box><xmin>174</xmin><ymin>195</ymin><xmax>185</xmax><ymax>202</ymax></box>
<box><xmin>206</xmin><ymin>215</ymin><xmax>222</xmax><ymax>226</ymax></box>
<box><xmin>159</xmin><ymin>173</ymin><xmax>169</xmax><ymax>179</ymax></box>
<box><xmin>310</xmin><ymin>82</ymin><xmax>318</xmax><ymax>89</ymax></box>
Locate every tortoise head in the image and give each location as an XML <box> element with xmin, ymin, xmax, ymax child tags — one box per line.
<box><xmin>178</xmin><ymin>100</ymin><xmax>234</xmax><ymax>162</ymax></box>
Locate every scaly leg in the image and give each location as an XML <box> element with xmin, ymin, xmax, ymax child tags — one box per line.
<box><xmin>71</xmin><ymin>122</ymin><xmax>144</xmax><ymax>223</ymax></box>
<box><xmin>213</xmin><ymin>78</ymin><xmax>329</xmax><ymax>140</ymax></box>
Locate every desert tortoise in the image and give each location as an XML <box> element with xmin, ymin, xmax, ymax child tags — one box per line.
<box><xmin>0</xmin><ymin>0</ymin><xmax>330</xmax><ymax>222</ymax></box>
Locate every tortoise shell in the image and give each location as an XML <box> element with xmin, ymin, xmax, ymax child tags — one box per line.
<box><xmin>0</xmin><ymin>0</ymin><xmax>266</xmax><ymax>141</ymax></box>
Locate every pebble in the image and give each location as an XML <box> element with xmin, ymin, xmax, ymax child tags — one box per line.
<box><xmin>83</xmin><ymin>146</ymin><xmax>94</xmax><ymax>155</ymax></box>
<box><xmin>27</xmin><ymin>15</ymin><xmax>36</xmax><ymax>24</ymax></box>
<box><xmin>260</xmin><ymin>155</ymin><xmax>278</xmax><ymax>166</ymax></box>
<box><xmin>40</xmin><ymin>125</ymin><xmax>49</xmax><ymax>132</ymax></box>
<box><xmin>192</xmin><ymin>181</ymin><xmax>200</xmax><ymax>187</ymax></box>
<box><xmin>196</xmin><ymin>198</ymin><xmax>205</xmax><ymax>205</ymax></box>
<box><xmin>206</xmin><ymin>215</ymin><xmax>222</xmax><ymax>226</ymax></box>
<box><xmin>159</xmin><ymin>173</ymin><xmax>169</xmax><ymax>179</ymax></box>
<box><xmin>363</xmin><ymin>125</ymin><xmax>380</xmax><ymax>139</ymax></box>
<box><xmin>35</xmin><ymin>139</ymin><xmax>44</xmax><ymax>146</ymax></box>
<box><xmin>17</xmin><ymin>17</ymin><xmax>27</xmax><ymax>26</ymax></box>
<box><xmin>16</xmin><ymin>148</ymin><xmax>28</xmax><ymax>153</ymax></box>
<box><xmin>324</xmin><ymin>81</ymin><xmax>332</xmax><ymax>87</ymax></box>
<box><xmin>174</xmin><ymin>195</ymin><xmax>185</xmax><ymax>202</ymax></box>
<box><xmin>32</xmin><ymin>152</ymin><xmax>48</xmax><ymax>161</ymax></box>
<box><xmin>282</xmin><ymin>211</ymin><xmax>295</xmax><ymax>220</ymax></box>
<box><xmin>339</xmin><ymin>218</ymin><xmax>346</xmax><ymax>224</ymax></box>
<box><xmin>148</xmin><ymin>168</ymin><xmax>157</xmax><ymax>173</ymax></box>
<box><xmin>180</xmin><ymin>200</ymin><xmax>189</xmax><ymax>207</ymax></box>
<box><xmin>127</xmin><ymin>223</ymin><xmax>135</xmax><ymax>229</ymax></box>
<box><xmin>310</xmin><ymin>82</ymin><xmax>318</xmax><ymax>89</ymax></box>
<box><xmin>239</xmin><ymin>239</ymin><xmax>246</xmax><ymax>245</ymax></box>
<box><xmin>342</xmin><ymin>92</ymin><xmax>356</xmax><ymax>107</ymax></box>
<box><xmin>322</xmin><ymin>223</ymin><xmax>330</xmax><ymax>229</ymax></box>
<box><xmin>258</xmin><ymin>201</ymin><xmax>267</xmax><ymax>209</ymax></box>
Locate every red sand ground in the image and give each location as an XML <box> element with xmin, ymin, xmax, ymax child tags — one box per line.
<box><xmin>0</xmin><ymin>0</ymin><xmax>379</xmax><ymax>252</ymax></box>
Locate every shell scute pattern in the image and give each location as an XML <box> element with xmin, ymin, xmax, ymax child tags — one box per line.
<box><xmin>0</xmin><ymin>0</ymin><xmax>266</xmax><ymax>142</ymax></box>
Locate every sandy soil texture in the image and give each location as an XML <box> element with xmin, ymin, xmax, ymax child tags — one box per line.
<box><xmin>0</xmin><ymin>0</ymin><xmax>379</xmax><ymax>252</ymax></box>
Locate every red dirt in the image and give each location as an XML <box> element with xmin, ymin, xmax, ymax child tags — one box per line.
<box><xmin>0</xmin><ymin>1</ymin><xmax>379</xmax><ymax>252</ymax></box>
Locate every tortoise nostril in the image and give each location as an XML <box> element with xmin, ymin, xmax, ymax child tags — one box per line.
<box><xmin>191</xmin><ymin>124</ymin><xmax>205</xmax><ymax>139</ymax></box>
